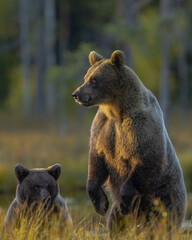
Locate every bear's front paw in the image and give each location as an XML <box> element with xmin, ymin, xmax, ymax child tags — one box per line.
<box><xmin>92</xmin><ymin>189</ymin><xmax>109</xmax><ymax>215</ymax></box>
<box><xmin>87</xmin><ymin>180</ymin><xmax>109</xmax><ymax>215</ymax></box>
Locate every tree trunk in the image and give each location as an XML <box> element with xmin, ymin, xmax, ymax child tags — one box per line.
<box><xmin>19</xmin><ymin>0</ymin><xmax>31</xmax><ymax>117</ymax></box>
<box><xmin>57</xmin><ymin>2</ymin><xmax>70</xmax><ymax>135</ymax></box>
<box><xmin>174</xmin><ymin>0</ymin><xmax>190</xmax><ymax>122</ymax></box>
<box><xmin>159</xmin><ymin>0</ymin><xmax>171</xmax><ymax>126</ymax></box>
<box><xmin>178</xmin><ymin>47</ymin><xmax>189</xmax><ymax>122</ymax></box>
<box><xmin>44</xmin><ymin>0</ymin><xmax>56</xmax><ymax>115</ymax></box>
<box><xmin>35</xmin><ymin>0</ymin><xmax>46</xmax><ymax>115</ymax></box>
<box><xmin>116</xmin><ymin>0</ymin><xmax>135</xmax><ymax>67</ymax></box>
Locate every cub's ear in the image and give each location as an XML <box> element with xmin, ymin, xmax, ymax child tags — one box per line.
<box><xmin>15</xmin><ymin>164</ymin><xmax>29</xmax><ymax>183</ymax></box>
<box><xmin>89</xmin><ymin>51</ymin><xmax>104</xmax><ymax>65</ymax></box>
<box><xmin>110</xmin><ymin>50</ymin><xmax>125</xmax><ymax>67</ymax></box>
<box><xmin>47</xmin><ymin>164</ymin><xmax>61</xmax><ymax>181</ymax></box>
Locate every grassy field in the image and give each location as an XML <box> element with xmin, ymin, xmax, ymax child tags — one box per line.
<box><xmin>0</xmin><ymin>112</ymin><xmax>191</xmax><ymax>239</ymax></box>
<box><xmin>0</xmin><ymin>206</ymin><xmax>192</xmax><ymax>240</ymax></box>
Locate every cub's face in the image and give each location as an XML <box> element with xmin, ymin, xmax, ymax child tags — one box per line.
<box><xmin>72</xmin><ymin>50</ymin><xmax>125</xmax><ymax>107</ymax></box>
<box><xmin>15</xmin><ymin>164</ymin><xmax>61</xmax><ymax>209</ymax></box>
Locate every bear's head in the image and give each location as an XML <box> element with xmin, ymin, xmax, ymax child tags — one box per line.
<box><xmin>15</xmin><ymin>164</ymin><xmax>61</xmax><ymax>209</ymax></box>
<box><xmin>72</xmin><ymin>50</ymin><xmax>125</xmax><ymax>107</ymax></box>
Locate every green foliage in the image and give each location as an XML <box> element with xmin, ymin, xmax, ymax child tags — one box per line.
<box><xmin>68</xmin><ymin>0</ymin><xmax>115</xmax><ymax>48</ymax></box>
<box><xmin>0</xmin><ymin>0</ymin><xmax>191</xmax><ymax>114</ymax></box>
<box><xmin>0</xmin><ymin>0</ymin><xmax>18</xmax><ymax>39</ymax></box>
<box><xmin>0</xmin><ymin>0</ymin><xmax>19</xmax><ymax>106</ymax></box>
<box><xmin>134</xmin><ymin>8</ymin><xmax>161</xmax><ymax>93</ymax></box>
<box><xmin>4</xmin><ymin>67</ymin><xmax>22</xmax><ymax>112</ymax></box>
<box><xmin>0</xmin><ymin>58</ymin><xmax>11</xmax><ymax>107</ymax></box>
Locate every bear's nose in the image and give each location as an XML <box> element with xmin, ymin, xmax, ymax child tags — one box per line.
<box><xmin>72</xmin><ymin>92</ymin><xmax>79</xmax><ymax>100</ymax></box>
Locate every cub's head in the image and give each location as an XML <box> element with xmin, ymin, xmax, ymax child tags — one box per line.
<box><xmin>72</xmin><ymin>50</ymin><xmax>125</xmax><ymax>107</ymax></box>
<box><xmin>15</xmin><ymin>164</ymin><xmax>61</xmax><ymax>208</ymax></box>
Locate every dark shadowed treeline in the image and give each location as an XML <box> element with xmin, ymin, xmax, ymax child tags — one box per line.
<box><xmin>0</xmin><ymin>0</ymin><xmax>192</xmax><ymax>128</ymax></box>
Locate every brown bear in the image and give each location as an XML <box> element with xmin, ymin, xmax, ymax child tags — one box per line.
<box><xmin>3</xmin><ymin>164</ymin><xmax>72</xmax><ymax>230</ymax></box>
<box><xmin>72</xmin><ymin>50</ymin><xmax>187</xmax><ymax>233</ymax></box>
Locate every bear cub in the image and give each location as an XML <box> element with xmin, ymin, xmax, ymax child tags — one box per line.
<box><xmin>4</xmin><ymin>164</ymin><xmax>72</xmax><ymax>230</ymax></box>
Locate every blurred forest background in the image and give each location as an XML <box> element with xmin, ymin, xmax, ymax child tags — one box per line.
<box><xmin>0</xmin><ymin>0</ymin><xmax>192</xmax><ymax>220</ymax></box>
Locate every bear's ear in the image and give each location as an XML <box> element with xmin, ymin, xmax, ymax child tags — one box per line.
<box><xmin>47</xmin><ymin>164</ymin><xmax>61</xmax><ymax>181</ymax></box>
<box><xmin>110</xmin><ymin>50</ymin><xmax>125</xmax><ymax>67</ymax></box>
<box><xmin>15</xmin><ymin>164</ymin><xmax>29</xmax><ymax>184</ymax></box>
<box><xmin>89</xmin><ymin>51</ymin><xmax>104</xmax><ymax>65</ymax></box>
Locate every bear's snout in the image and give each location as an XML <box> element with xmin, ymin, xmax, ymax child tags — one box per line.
<box><xmin>42</xmin><ymin>196</ymin><xmax>51</xmax><ymax>208</ymax></box>
<box><xmin>41</xmin><ymin>188</ymin><xmax>51</xmax><ymax>201</ymax></box>
<box><xmin>40</xmin><ymin>189</ymin><xmax>51</xmax><ymax>208</ymax></box>
<box><xmin>72</xmin><ymin>87</ymin><xmax>91</xmax><ymax>106</ymax></box>
<box><xmin>72</xmin><ymin>89</ymin><xmax>82</xmax><ymax>102</ymax></box>
<box><xmin>72</xmin><ymin>91</ymin><xmax>80</xmax><ymax>100</ymax></box>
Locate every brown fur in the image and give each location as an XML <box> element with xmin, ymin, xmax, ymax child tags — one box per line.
<box><xmin>3</xmin><ymin>164</ymin><xmax>72</xmax><ymax>230</ymax></box>
<box><xmin>72</xmin><ymin>50</ymin><xmax>187</xmax><ymax>234</ymax></box>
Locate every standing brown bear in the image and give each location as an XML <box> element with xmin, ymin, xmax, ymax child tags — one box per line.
<box><xmin>72</xmin><ymin>50</ymin><xmax>187</xmax><ymax>233</ymax></box>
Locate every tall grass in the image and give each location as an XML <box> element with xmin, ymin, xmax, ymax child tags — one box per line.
<box><xmin>0</xmin><ymin>205</ymin><xmax>192</xmax><ymax>240</ymax></box>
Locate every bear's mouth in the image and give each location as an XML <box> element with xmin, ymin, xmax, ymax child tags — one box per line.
<box><xmin>78</xmin><ymin>100</ymin><xmax>91</xmax><ymax>106</ymax></box>
<box><xmin>74</xmin><ymin>96</ymin><xmax>92</xmax><ymax>107</ymax></box>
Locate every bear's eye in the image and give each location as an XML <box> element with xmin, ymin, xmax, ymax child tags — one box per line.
<box><xmin>90</xmin><ymin>78</ymin><xmax>96</xmax><ymax>84</ymax></box>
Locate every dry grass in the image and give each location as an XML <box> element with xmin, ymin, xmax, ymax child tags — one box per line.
<box><xmin>0</xmin><ymin>205</ymin><xmax>192</xmax><ymax>240</ymax></box>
